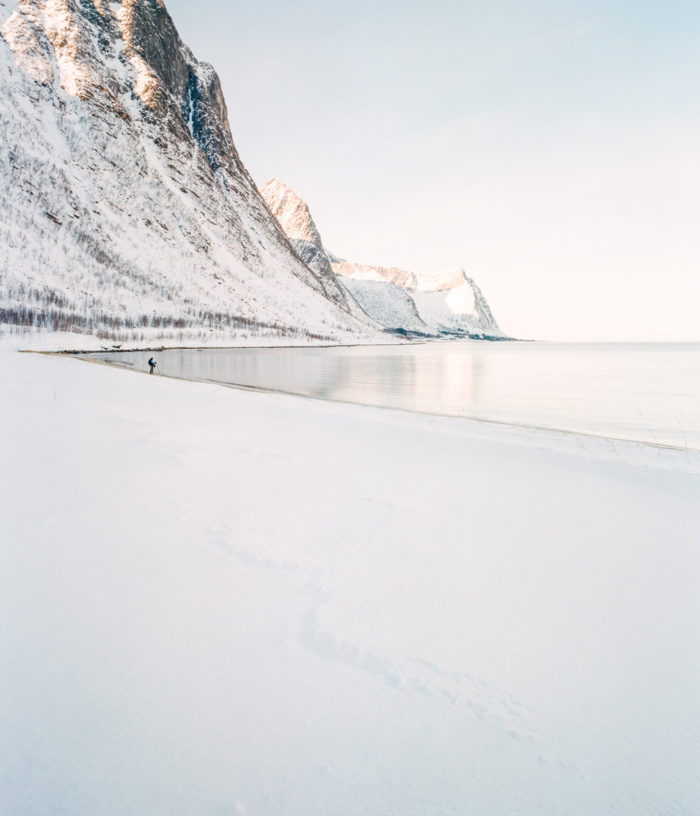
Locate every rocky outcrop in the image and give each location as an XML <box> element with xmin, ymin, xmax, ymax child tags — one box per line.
<box><xmin>0</xmin><ymin>0</ymin><xmax>378</xmax><ymax>344</ymax></box>
<box><xmin>259</xmin><ymin>178</ymin><xmax>350</xmax><ymax>310</ymax></box>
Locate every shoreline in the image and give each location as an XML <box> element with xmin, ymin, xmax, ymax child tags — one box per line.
<box><xmin>68</xmin><ymin>347</ymin><xmax>700</xmax><ymax>458</ymax></box>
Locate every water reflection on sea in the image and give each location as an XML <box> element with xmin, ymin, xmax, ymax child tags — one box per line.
<box><xmin>86</xmin><ymin>341</ymin><xmax>700</xmax><ymax>450</ymax></box>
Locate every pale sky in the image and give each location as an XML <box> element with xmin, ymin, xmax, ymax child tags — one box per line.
<box><xmin>166</xmin><ymin>0</ymin><xmax>700</xmax><ymax>341</ymax></box>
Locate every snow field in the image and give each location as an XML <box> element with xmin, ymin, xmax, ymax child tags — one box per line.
<box><xmin>1</xmin><ymin>351</ymin><xmax>699</xmax><ymax>815</ymax></box>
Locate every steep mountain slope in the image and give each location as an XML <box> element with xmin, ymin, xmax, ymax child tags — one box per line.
<box><xmin>259</xmin><ymin>178</ymin><xmax>350</xmax><ymax>310</ymax></box>
<box><xmin>339</xmin><ymin>278</ymin><xmax>431</xmax><ymax>335</ymax></box>
<box><xmin>0</xmin><ymin>0</ymin><xmax>379</xmax><ymax>345</ymax></box>
<box><xmin>262</xmin><ymin>179</ymin><xmax>505</xmax><ymax>339</ymax></box>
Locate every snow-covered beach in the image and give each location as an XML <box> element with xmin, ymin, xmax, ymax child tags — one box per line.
<box><xmin>2</xmin><ymin>349</ymin><xmax>699</xmax><ymax>815</ymax></box>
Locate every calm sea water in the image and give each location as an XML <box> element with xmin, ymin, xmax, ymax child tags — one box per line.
<box><xmin>87</xmin><ymin>342</ymin><xmax>700</xmax><ymax>450</ymax></box>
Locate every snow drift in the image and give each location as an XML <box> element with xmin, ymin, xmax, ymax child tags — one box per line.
<box><xmin>2</xmin><ymin>350</ymin><xmax>699</xmax><ymax>815</ymax></box>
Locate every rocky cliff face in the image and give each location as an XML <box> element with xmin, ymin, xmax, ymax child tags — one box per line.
<box><xmin>259</xmin><ymin>178</ymin><xmax>351</xmax><ymax>310</ymax></box>
<box><xmin>336</xmin><ymin>262</ymin><xmax>502</xmax><ymax>337</ymax></box>
<box><xmin>263</xmin><ymin>179</ymin><xmax>504</xmax><ymax>339</ymax></box>
<box><xmin>0</xmin><ymin>0</ymin><xmax>378</xmax><ymax>344</ymax></box>
<box><xmin>409</xmin><ymin>269</ymin><xmax>501</xmax><ymax>337</ymax></box>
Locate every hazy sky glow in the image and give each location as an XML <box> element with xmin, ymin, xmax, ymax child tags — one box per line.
<box><xmin>166</xmin><ymin>0</ymin><xmax>700</xmax><ymax>341</ymax></box>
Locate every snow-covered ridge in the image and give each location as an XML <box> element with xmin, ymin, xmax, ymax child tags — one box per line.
<box><xmin>259</xmin><ymin>178</ymin><xmax>350</xmax><ymax>310</ymax></box>
<box><xmin>262</xmin><ymin>179</ymin><xmax>505</xmax><ymax>338</ymax></box>
<box><xmin>0</xmin><ymin>0</ymin><xmax>381</xmax><ymax>346</ymax></box>
<box><xmin>332</xmin><ymin>260</ymin><xmax>418</xmax><ymax>289</ymax></box>
<box><xmin>339</xmin><ymin>277</ymin><xmax>431</xmax><ymax>335</ymax></box>
<box><xmin>338</xmin><ymin>262</ymin><xmax>504</xmax><ymax>338</ymax></box>
<box><xmin>260</xmin><ymin>177</ymin><xmax>321</xmax><ymax>246</ymax></box>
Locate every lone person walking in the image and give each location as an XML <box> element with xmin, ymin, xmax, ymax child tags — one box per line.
<box><xmin>148</xmin><ymin>356</ymin><xmax>157</xmax><ymax>375</ymax></box>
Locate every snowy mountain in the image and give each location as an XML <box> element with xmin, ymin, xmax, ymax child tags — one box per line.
<box><xmin>0</xmin><ymin>0</ymin><xmax>380</xmax><ymax>345</ymax></box>
<box><xmin>411</xmin><ymin>269</ymin><xmax>500</xmax><ymax>337</ymax></box>
<box><xmin>258</xmin><ymin>178</ymin><xmax>350</xmax><ymax>311</ymax></box>
<box><xmin>332</xmin><ymin>260</ymin><xmax>418</xmax><ymax>290</ymax></box>
<box><xmin>335</xmin><ymin>261</ymin><xmax>503</xmax><ymax>338</ymax></box>
<box><xmin>261</xmin><ymin>180</ymin><xmax>505</xmax><ymax>339</ymax></box>
<box><xmin>338</xmin><ymin>277</ymin><xmax>432</xmax><ymax>335</ymax></box>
